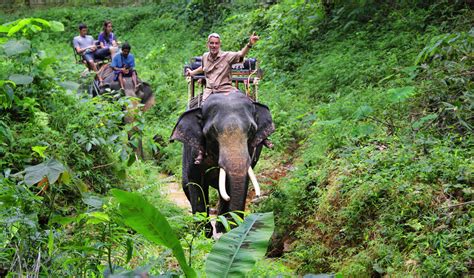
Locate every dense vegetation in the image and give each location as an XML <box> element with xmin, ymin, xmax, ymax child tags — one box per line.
<box><xmin>1</xmin><ymin>0</ymin><xmax>472</xmax><ymax>276</ymax></box>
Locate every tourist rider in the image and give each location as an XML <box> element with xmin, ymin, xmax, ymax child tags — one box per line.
<box><xmin>98</xmin><ymin>20</ymin><xmax>119</xmax><ymax>59</ymax></box>
<box><xmin>111</xmin><ymin>42</ymin><xmax>139</xmax><ymax>91</ymax></box>
<box><xmin>186</xmin><ymin>32</ymin><xmax>259</xmax><ymax>102</ymax></box>
<box><xmin>73</xmin><ymin>23</ymin><xmax>109</xmax><ymax>79</ymax></box>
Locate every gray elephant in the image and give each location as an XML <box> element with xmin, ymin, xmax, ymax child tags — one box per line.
<box><xmin>170</xmin><ymin>92</ymin><xmax>274</xmax><ymax>234</ymax></box>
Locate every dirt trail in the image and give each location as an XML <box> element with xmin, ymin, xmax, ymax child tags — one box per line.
<box><xmin>159</xmin><ymin>174</ymin><xmax>191</xmax><ymax>210</ymax></box>
<box><xmin>161</xmin><ymin>161</ymin><xmax>294</xmax><ymax>211</ymax></box>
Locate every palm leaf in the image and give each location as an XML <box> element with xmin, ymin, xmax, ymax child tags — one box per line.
<box><xmin>111</xmin><ymin>189</ymin><xmax>196</xmax><ymax>278</ymax></box>
<box><xmin>206</xmin><ymin>212</ymin><xmax>274</xmax><ymax>278</ymax></box>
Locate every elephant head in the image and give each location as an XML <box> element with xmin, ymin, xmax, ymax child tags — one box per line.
<box><xmin>170</xmin><ymin>92</ymin><xmax>274</xmax><ymax>216</ymax></box>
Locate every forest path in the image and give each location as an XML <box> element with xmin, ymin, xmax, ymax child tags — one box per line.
<box><xmin>159</xmin><ymin>174</ymin><xmax>191</xmax><ymax>210</ymax></box>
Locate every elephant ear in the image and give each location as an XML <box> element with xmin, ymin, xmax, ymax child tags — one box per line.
<box><xmin>170</xmin><ymin>108</ymin><xmax>204</xmax><ymax>150</ymax></box>
<box><xmin>251</xmin><ymin>103</ymin><xmax>275</xmax><ymax>148</ymax></box>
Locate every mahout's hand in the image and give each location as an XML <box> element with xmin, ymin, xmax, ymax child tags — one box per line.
<box><xmin>249</xmin><ymin>31</ymin><xmax>259</xmax><ymax>46</ymax></box>
<box><xmin>186</xmin><ymin>68</ymin><xmax>193</xmax><ymax>77</ymax></box>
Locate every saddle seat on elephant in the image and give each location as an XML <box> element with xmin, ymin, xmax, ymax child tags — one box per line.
<box><xmin>187</xmin><ymin>90</ymin><xmax>243</xmax><ymax>109</ymax></box>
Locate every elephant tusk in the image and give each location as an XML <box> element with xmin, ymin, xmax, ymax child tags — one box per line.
<box><xmin>219</xmin><ymin>168</ymin><xmax>230</xmax><ymax>201</ymax></box>
<box><xmin>248</xmin><ymin>167</ymin><xmax>261</xmax><ymax>198</ymax></box>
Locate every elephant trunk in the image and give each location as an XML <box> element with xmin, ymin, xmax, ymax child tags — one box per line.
<box><xmin>217</xmin><ymin>127</ymin><xmax>251</xmax><ymax>210</ymax></box>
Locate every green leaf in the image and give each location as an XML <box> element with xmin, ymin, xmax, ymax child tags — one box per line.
<box><xmin>48</xmin><ymin>229</ymin><xmax>54</xmax><ymax>257</ymax></box>
<box><xmin>82</xmin><ymin>194</ymin><xmax>103</xmax><ymax>209</ymax></box>
<box><xmin>32</xmin><ymin>145</ymin><xmax>48</xmax><ymax>158</ymax></box>
<box><xmin>0</xmin><ymin>25</ymin><xmax>9</xmax><ymax>33</ymax></box>
<box><xmin>387</xmin><ymin>86</ymin><xmax>416</xmax><ymax>103</ymax></box>
<box><xmin>412</xmin><ymin>113</ymin><xmax>438</xmax><ymax>129</ymax></box>
<box><xmin>217</xmin><ymin>215</ymin><xmax>231</xmax><ymax>232</ymax></box>
<box><xmin>24</xmin><ymin>159</ymin><xmax>66</xmax><ymax>186</ymax></box>
<box><xmin>0</xmin><ymin>80</ymin><xmax>16</xmax><ymax>108</ymax></box>
<box><xmin>86</xmin><ymin>211</ymin><xmax>110</xmax><ymax>224</ymax></box>
<box><xmin>406</xmin><ymin>219</ymin><xmax>424</xmax><ymax>231</ymax></box>
<box><xmin>38</xmin><ymin>57</ymin><xmax>56</xmax><ymax>70</ymax></box>
<box><xmin>31</xmin><ymin>18</ymin><xmax>51</xmax><ymax>28</ymax></box>
<box><xmin>0</xmin><ymin>121</ymin><xmax>14</xmax><ymax>145</ymax></box>
<box><xmin>29</xmin><ymin>24</ymin><xmax>42</xmax><ymax>33</ymax></box>
<box><xmin>353</xmin><ymin>105</ymin><xmax>373</xmax><ymax>120</ymax></box>
<box><xmin>60</xmin><ymin>171</ymin><xmax>71</xmax><ymax>185</ymax></box>
<box><xmin>229</xmin><ymin>211</ymin><xmax>244</xmax><ymax>225</ymax></box>
<box><xmin>111</xmin><ymin>189</ymin><xmax>197</xmax><ymax>278</ymax></box>
<box><xmin>206</xmin><ymin>212</ymin><xmax>274</xmax><ymax>278</ymax></box>
<box><xmin>3</xmin><ymin>39</ymin><xmax>31</xmax><ymax>56</ymax></box>
<box><xmin>352</xmin><ymin>123</ymin><xmax>375</xmax><ymax>137</ymax></box>
<box><xmin>51</xmin><ymin>214</ymin><xmax>85</xmax><ymax>225</ymax></box>
<box><xmin>125</xmin><ymin>238</ymin><xmax>133</xmax><ymax>264</ymax></box>
<box><xmin>0</xmin><ymin>80</ymin><xmax>15</xmax><ymax>88</ymax></box>
<box><xmin>127</xmin><ymin>153</ymin><xmax>136</xmax><ymax>166</ymax></box>
<box><xmin>7</xmin><ymin>19</ymin><xmax>29</xmax><ymax>36</ymax></box>
<box><xmin>9</xmin><ymin>74</ymin><xmax>33</xmax><ymax>85</ymax></box>
<box><xmin>49</xmin><ymin>21</ymin><xmax>64</xmax><ymax>32</ymax></box>
<box><xmin>4</xmin><ymin>85</ymin><xmax>14</xmax><ymax>103</ymax></box>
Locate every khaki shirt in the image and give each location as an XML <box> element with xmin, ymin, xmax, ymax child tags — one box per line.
<box><xmin>202</xmin><ymin>50</ymin><xmax>243</xmax><ymax>101</ymax></box>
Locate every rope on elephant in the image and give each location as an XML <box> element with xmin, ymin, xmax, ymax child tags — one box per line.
<box><xmin>188</xmin><ymin>94</ymin><xmax>203</xmax><ymax>109</ymax></box>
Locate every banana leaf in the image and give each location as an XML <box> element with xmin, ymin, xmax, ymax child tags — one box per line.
<box><xmin>206</xmin><ymin>212</ymin><xmax>274</xmax><ymax>278</ymax></box>
<box><xmin>111</xmin><ymin>189</ymin><xmax>196</xmax><ymax>278</ymax></box>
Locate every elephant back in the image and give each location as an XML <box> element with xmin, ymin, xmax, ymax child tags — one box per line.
<box><xmin>92</xmin><ymin>64</ymin><xmax>155</xmax><ymax>104</ymax></box>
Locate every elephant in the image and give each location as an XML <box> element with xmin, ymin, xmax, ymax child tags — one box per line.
<box><xmin>89</xmin><ymin>64</ymin><xmax>155</xmax><ymax>112</ymax></box>
<box><xmin>170</xmin><ymin>92</ymin><xmax>275</xmax><ymax>234</ymax></box>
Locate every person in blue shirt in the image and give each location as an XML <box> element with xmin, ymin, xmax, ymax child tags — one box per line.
<box><xmin>111</xmin><ymin>42</ymin><xmax>138</xmax><ymax>90</ymax></box>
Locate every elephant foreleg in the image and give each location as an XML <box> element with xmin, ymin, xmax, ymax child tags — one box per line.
<box><xmin>182</xmin><ymin>146</ymin><xmax>209</xmax><ymax>214</ymax></box>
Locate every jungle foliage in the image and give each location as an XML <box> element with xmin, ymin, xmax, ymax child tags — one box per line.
<box><xmin>0</xmin><ymin>0</ymin><xmax>472</xmax><ymax>277</ymax></box>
